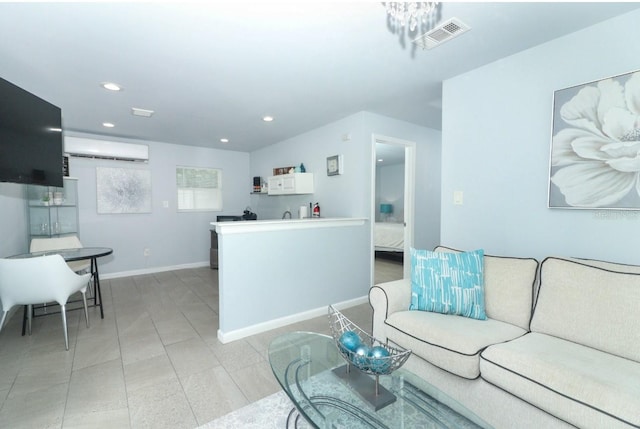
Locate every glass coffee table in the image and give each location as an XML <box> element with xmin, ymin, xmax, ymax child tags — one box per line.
<box><xmin>269</xmin><ymin>331</ymin><xmax>492</xmax><ymax>429</ymax></box>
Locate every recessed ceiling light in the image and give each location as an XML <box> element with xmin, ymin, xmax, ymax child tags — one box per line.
<box><xmin>377</xmin><ymin>158</ymin><xmax>384</xmax><ymax>162</ymax></box>
<box><xmin>220</xmin><ymin>138</ymin><xmax>229</xmax><ymax>143</ymax></box>
<box><xmin>102</xmin><ymin>122</ymin><xmax>115</xmax><ymax>128</ymax></box>
<box><xmin>262</xmin><ymin>116</ymin><xmax>274</xmax><ymax>122</ymax></box>
<box><xmin>101</xmin><ymin>82</ymin><xmax>122</xmax><ymax>91</ymax></box>
<box><xmin>47</xmin><ymin>127</ymin><xmax>62</xmax><ymax>132</ymax></box>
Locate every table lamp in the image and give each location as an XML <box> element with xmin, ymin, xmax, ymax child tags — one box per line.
<box><xmin>380</xmin><ymin>203</ymin><xmax>393</xmax><ymax>221</ymax></box>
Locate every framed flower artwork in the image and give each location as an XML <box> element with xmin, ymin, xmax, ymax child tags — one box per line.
<box><xmin>548</xmin><ymin>69</ymin><xmax>640</xmax><ymax>209</ymax></box>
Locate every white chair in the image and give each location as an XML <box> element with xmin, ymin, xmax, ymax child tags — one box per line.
<box><xmin>0</xmin><ymin>255</ymin><xmax>91</xmax><ymax>350</ymax></box>
<box><xmin>30</xmin><ymin>235</ymin><xmax>90</xmax><ymax>273</ymax></box>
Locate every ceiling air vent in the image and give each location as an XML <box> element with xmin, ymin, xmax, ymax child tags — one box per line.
<box><xmin>412</xmin><ymin>18</ymin><xmax>470</xmax><ymax>50</ymax></box>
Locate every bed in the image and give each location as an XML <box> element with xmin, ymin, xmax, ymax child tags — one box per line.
<box><xmin>374</xmin><ymin>222</ymin><xmax>404</xmax><ymax>261</ymax></box>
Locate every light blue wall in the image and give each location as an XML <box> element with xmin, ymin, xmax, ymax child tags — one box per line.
<box><xmin>0</xmin><ymin>182</ymin><xmax>28</xmax><ymax>258</ymax></box>
<box><xmin>441</xmin><ymin>9</ymin><xmax>640</xmax><ymax>264</ymax></box>
<box><xmin>67</xmin><ymin>133</ymin><xmax>250</xmax><ymax>274</ymax></box>
<box><xmin>249</xmin><ymin>113</ymin><xmax>370</xmax><ymax>220</ymax></box>
<box><xmin>219</xmin><ymin>108</ymin><xmax>442</xmax><ymax>338</ymax></box>
<box><xmin>0</xmin><ymin>137</ymin><xmax>250</xmax><ymax>276</ymax></box>
<box><xmin>362</xmin><ymin>112</ymin><xmax>441</xmax><ymax>250</ymax></box>
<box><xmin>0</xmin><ymin>182</ymin><xmax>28</xmax><ymax>312</ymax></box>
<box><xmin>376</xmin><ymin>163</ymin><xmax>405</xmax><ymax>222</ymax></box>
<box><xmin>218</xmin><ymin>222</ymin><xmax>370</xmax><ymax>335</ymax></box>
<box><xmin>250</xmin><ymin>111</ymin><xmax>441</xmax><ymax>250</ymax></box>
<box><xmin>1</xmin><ymin>108</ymin><xmax>439</xmax><ymax>280</ymax></box>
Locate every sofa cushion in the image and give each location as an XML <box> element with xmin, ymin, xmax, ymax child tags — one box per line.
<box><xmin>385</xmin><ymin>310</ymin><xmax>526</xmax><ymax>379</ymax></box>
<box><xmin>410</xmin><ymin>248</ymin><xmax>487</xmax><ymax>320</ymax></box>
<box><xmin>531</xmin><ymin>257</ymin><xmax>640</xmax><ymax>362</ymax></box>
<box><xmin>481</xmin><ymin>332</ymin><xmax>640</xmax><ymax>429</ymax></box>
<box><xmin>435</xmin><ymin>246</ymin><xmax>539</xmax><ymax>330</ymax></box>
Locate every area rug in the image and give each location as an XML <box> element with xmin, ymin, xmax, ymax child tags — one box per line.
<box><xmin>197</xmin><ymin>391</ymin><xmax>311</xmax><ymax>429</ymax></box>
<box><xmin>199</xmin><ymin>379</ymin><xmax>482</xmax><ymax>428</ymax></box>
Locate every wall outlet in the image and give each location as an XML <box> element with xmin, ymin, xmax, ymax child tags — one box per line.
<box><xmin>143</xmin><ymin>248</ymin><xmax>150</xmax><ymax>257</ymax></box>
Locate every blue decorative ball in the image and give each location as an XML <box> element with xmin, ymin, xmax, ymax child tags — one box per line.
<box><xmin>338</xmin><ymin>331</ymin><xmax>362</xmax><ymax>354</ymax></box>
<box><xmin>352</xmin><ymin>344</ymin><xmax>371</xmax><ymax>369</ymax></box>
<box><xmin>368</xmin><ymin>346</ymin><xmax>391</xmax><ymax>373</ymax></box>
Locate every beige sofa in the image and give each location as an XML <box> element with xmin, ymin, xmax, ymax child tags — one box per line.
<box><xmin>369</xmin><ymin>246</ymin><xmax>640</xmax><ymax>429</ymax></box>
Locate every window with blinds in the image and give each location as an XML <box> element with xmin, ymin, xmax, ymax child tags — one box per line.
<box><xmin>176</xmin><ymin>166</ymin><xmax>222</xmax><ymax>212</ymax></box>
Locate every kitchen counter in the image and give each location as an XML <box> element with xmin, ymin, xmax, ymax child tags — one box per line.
<box><xmin>210</xmin><ymin>217</ymin><xmax>367</xmax><ymax>234</ymax></box>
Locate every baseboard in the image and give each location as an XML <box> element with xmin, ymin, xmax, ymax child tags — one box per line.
<box><xmin>4</xmin><ymin>306</ymin><xmax>20</xmax><ymax>326</ymax></box>
<box><xmin>217</xmin><ymin>295</ymin><xmax>369</xmax><ymax>344</ymax></box>
<box><xmin>100</xmin><ymin>261</ymin><xmax>210</xmax><ymax>280</ymax></box>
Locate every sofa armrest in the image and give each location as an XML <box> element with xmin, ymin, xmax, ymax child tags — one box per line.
<box><xmin>369</xmin><ymin>279</ymin><xmax>411</xmax><ymax>342</ymax></box>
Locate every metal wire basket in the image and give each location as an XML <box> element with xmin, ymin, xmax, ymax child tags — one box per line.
<box><xmin>328</xmin><ymin>305</ymin><xmax>411</xmax><ymax>376</ymax></box>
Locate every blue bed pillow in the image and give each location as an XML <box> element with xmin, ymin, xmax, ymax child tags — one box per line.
<box><xmin>409</xmin><ymin>248</ymin><xmax>487</xmax><ymax>320</ymax></box>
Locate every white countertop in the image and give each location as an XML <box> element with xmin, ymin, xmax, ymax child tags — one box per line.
<box><xmin>211</xmin><ymin>217</ymin><xmax>368</xmax><ymax>234</ymax></box>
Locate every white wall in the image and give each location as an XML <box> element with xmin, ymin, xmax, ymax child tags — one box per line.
<box><xmin>67</xmin><ymin>133</ymin><xmax>250</xmax><ymax>275</ymax></box>
<box><xmin>441</xmin><ymin>9</ymin><xmax>640</xmax><ymax>263</ymax></box>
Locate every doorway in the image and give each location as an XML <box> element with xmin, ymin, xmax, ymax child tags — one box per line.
<box><xmin>371</xmin><ymin>134</ymin><xmax>416</xmax><ymax>283</ymax></box>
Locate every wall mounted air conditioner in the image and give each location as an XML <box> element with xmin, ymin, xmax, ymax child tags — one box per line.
<box><xmin>64</xmin><ymin>137</ymin><xmax>149</xmax><ymax>162</ymax></box>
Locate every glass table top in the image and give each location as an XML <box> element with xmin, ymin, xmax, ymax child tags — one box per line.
<box><xmin>268</xmin><ymin>331</ymin><xmax>492</xmax><ymax>429</ymax></box>
<box><xmin>8</xmin><ymin>247</ymin><xmax>113</xmax><ymax>262</ymax></box>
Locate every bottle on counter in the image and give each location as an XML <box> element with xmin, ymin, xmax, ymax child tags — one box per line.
<box><xmin>313</xmin><ymin>202</ymin><xmax>320</xmax><ymax>218</ymax></box>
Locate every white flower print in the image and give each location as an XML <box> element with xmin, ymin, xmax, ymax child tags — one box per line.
<box><xmin>551</xmin><ymin>71</ymin><xmax>640</xmax><ymax>207</ymax></box>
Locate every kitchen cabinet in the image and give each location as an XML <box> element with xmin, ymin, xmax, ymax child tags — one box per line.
<box><xmin>27</xmin><ymin>177</ymin><xmax>79</xmax><ymax>240</ymax></box>
<box><xmin>267</xmin><ymin>173</ymin><xmax>314</xmax><ymax>195</ymax></box>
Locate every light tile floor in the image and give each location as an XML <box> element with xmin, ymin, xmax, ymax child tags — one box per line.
<box><xmin>0</xmin><ymin>258</ymin><xmax>402</xmax><ymax>428</ymax></box>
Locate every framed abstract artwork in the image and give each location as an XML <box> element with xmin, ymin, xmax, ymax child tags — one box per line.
<box><xmin>96</xmin><ymin>167</ymin><xmax>152</xmax><ymax>214</ymax></box>
<box><xmin>548</xmin><ymin>69</ymin><xmax>640</xmax><ymax>209</ymax></box>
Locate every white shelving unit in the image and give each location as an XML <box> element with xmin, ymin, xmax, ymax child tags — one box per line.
<box><xmin>267</xmin><ymin>173</ymin><xmax>314</xmax><ymax>195</ymax></box>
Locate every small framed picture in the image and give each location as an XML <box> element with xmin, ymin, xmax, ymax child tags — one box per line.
<box><xmin>327</xmin><ymin>155</ymin><xmax>342</xmax><ymax>176</ymax></box>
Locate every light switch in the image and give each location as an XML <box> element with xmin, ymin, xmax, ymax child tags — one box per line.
<box><xmin>162</xmin><ymin>200</ymin><xmax>169</xmax><ymax>208</ymax></box>
<box><xmin>453</xmin><ymin>191</ymin><xmax>463</xmax><ymax>205</ymax></box>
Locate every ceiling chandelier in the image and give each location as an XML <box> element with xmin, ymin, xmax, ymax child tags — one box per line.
<box><xmin>384</xmin><ymin>2</ymin><xmax>439</xmax><ymax>32</ymax></box>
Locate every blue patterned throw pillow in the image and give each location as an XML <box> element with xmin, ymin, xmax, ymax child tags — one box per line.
<box><xmin>410</xmin><ymin>248</ymin><xmax>487</xmax><ymax>320</ymax></box>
